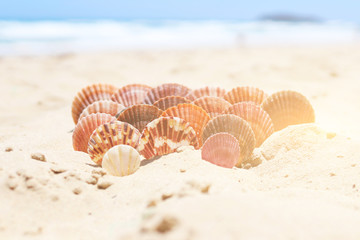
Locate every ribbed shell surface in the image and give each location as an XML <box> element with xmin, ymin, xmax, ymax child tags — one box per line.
<box><xmin>223</xmin><ymin>86</ymin><xmax>267</xmax><ymax>105</ymax></box>
<box><xmin>138</xmin><ymin>117</ymin><xmax>199</xmax><ymax>160</ymax></box>
<box><xmin>78</xmin><ymin>100</ymin><xmax>125</xmax><ymax>121</ymax></box>
<box><xmin>261</xmin><ymin>90</ymin><xmax>315</xmax><ymax>131</ymax></box>
<box><xmin>153</xmin><ymin>96</ymin><xmax>191</xmax><ymax>111</ymax></box>
<box><xmin>116</xmin><ymin>104</ymin><xmax>163</xmax><ymax>133</ymax></box>
<box><xmin>202</xmin><ymin>114</ymin><xmax>255</xmax><ymax>166</ymax></box>
<box><xmin>185</xmin><ymin>86</ymin><xmax>226</xmax><ymax>101</ymax></box>
<box><xmin>72</xmin><ymin>113</ymin><xmax>116</xmax><ymax>153</ymax></box>
<box><xmin>142</xmin><ymin>83</ymin><xmax>191</xmax><ymax>104</ymax></box>
<box><xmin>87</xmin><ymin>121</ymin><xmax>141</xmax><ymax>165</ymax></box>
<box><xmin>71</xmin><ymin>83</ymin><xmax>117</xmax><ymax>124</ymax></box>
<box><xmin>102</xmin><ymin>145</ymin><xmax>140</xmax><ymax>177</ymax></box>
<box><xmin>161</xmin><ymin>103</ymin><xmax>211</xmax><ymax>147</ymax></box>
<box><xmin>111</xmin><ymin>84</ymin><xmax>152</xmax><ymax>107</ymax></box>
<box><xmin>192</xmin><ymin>96</ymin><xmax>232</xmax><ymax>118</ymax></box>
<box><xmin>224</xmin><ymin>102</ymin><xmax>274</xmax><ymax>147</ymax></box>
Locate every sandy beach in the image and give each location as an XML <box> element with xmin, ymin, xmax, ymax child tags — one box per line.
<box><xmin>1</xmin><ymin>44</ymin><xmax>360</xmax><ymax>239</ymax></box>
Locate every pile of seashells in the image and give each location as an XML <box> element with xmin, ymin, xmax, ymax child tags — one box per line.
<box><xmin>71</xmin><ymin>83</ymin><xmax>315</xmax><ymax>176</ymax></box>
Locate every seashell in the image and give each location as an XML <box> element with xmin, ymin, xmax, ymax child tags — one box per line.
<box><xmin>185</xmin><ymin>86</ymin><xmax>227</xmax><ymax>101</ymax></box>
<box><xmin>261</xmin><ymin>90</ymin><xmax>315</xmax><ymax>131</ymax></box>
<box><xmin>72</xmin><ymin>113</ymin><xmax>116</xmax><ymax>153</ymax></box>
<box><xmin>201</xmin><ymin>133</ymin><xmax>240</xmax><ymax>168</ymax></box>
<box><xmin>223</xmin><ymin>86</ymin><xmax>267</xmax><ymax>105</ymax></box>
<box><xmin>78</xmin><ymin>100</ymin><xmax>125</xmax><ymax>121</ymax></box>
<box><xmin>71</xmin><ymin>83</ymin><xmax>118</xmax><ymax>124</ymax></box>
<box><xmin>102</xmin><ymin>145</ymin><xmax>140</xmax><ymax>177</ymax></box>
<box><xmin>192</xmin><ymin>96</ymin><xmax>232</xmax><ymax>118</ymax></box>
<box><xmin>224</xmin><ymin>102</ymin><xmax>274</xmax><ymax>147</ymax></box>
<box><xmin>161</xmin><ymin>103</ymin><xmax>211</xmax><ymax>147</ymax></box>
<box><xmin>153</xmin><ymin>96</ymin><xmax>191</xmax><ymax>111</ymax></box>
<box><xmin>87</xmin><ymin>121</ymin><xmax>141</xmax><ymax>165</ymax></box>
<box><xmin>138</xmin><ymin>117</ymin><xmax>199</xmax><ymax>159</ymax></box>
<box><xmin>142</xmin><ymin>83</ymin><xmax>191</xmax><ymax>105</ymax></box>
<box><xmin>202</xmin><ymin>114</ymin><xmax>255</xmax><ymax>166</ymax></box>
<box><xmin>117</xmin><ymin>104</ymin><xmax>163</xmax><ymax>133</ymax></box>
<box><xmin>111</xmin><ymin>84</ymin><xmax>152</xmax><ymax>107</ymax></box>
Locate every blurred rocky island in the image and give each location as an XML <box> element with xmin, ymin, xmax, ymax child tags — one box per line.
<box><xmin>259</xmin><ymin>13</ymin><xmax>322</xmax><ymax>22</ymax></box>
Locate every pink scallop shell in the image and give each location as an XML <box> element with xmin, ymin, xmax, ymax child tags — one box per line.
<box><xmin>78</xmin><ymin>100</ymin><xmax>125</xmax><ymax>121</ymax></box>
<box><xmin>142</xmin><ymin>83</ymin><xmax>191</xmax><ymax>105</ymax></box>
<box><xmin>201</xmin><ymin>133</ymin><xmax>240</xmax><ymax>168</ymax></box>
<box><xmin>185</xmin><ymin>86</ymin><xmax>227</xmax><ymax>101</ymax></box>
<box><xmin>223</xmin><ymin>86</ymin><xmax>267</xmax><ymax>105</ymax></box>
<box><xmin>192</xmin><ymin>96</ymin><xmax>232</xmax><ymax>118</ymax></box>
<box><xmin>138</xmin><ymin>117</ymin><xmax>199</xmax><ymax>160</ymax></box>
<box><xmin>72</xmin><ymin>113</ymin><xmax>117</xmax><ymax>153</ymax></box>
<box><xmin>111</xmin><ymin>84</ymin><xmax>152</xmax><ymax>107</ymax></box>
<box><xmin>153</xmin><ymin>96</ymin><xmax>191</xmax><ymax>111</ymax></box>
<box><xmin>71</xmin><ymin>83</ymin><xmax>118</xmax><ymax>124</ymax></box>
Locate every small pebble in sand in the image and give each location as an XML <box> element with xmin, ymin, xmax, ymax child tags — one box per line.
<box><xmin>5</xmin><ymin>147</ymin><xmax>13</xmax><ymax>152</ymax></box>
<box><xmin>326</xmin><ymin>132</ymin><xmax>336</xmax><ymax>139</ymax></box>
<box><xmin>330</xmin><ymin>173</ymin><xmax>336</xmax><ymax>177</ymax></box>
<box><xmin>26</xmin><ymin>179</ymin><xmax>38</xmax><ymax>189</ymax></box>
<box><xmin>92</xmin><ymin>169</ymin><xmax>106</xmax><ymax>176</ymax></box>
<box><xmin>73</xmin><ymin>187</ymin><xmax>82</xmax><ymax>195</ymax></box>
<box><xmin>147</xmin><ymin>200</ymin><xmax>157</xmax><ymax>208</ymax></box>
<box><xmin>155</xmin><ymin>216</ymin><xmax>178</xmax><ymax>233</ymax></box>
<box><xmin>353</xmin><ymin>184</ymin><xmax>356</xmax><ymax>189</ymax></box>
<box><xmin>6</xmin><ymin>178</ymin><xmax>18</xmax><ymax>190</ymax></box>
<box><xmin>50</xmin><ymin>166</ymin><xmax>67</xmax><ymax>174</ymax></box>
<box><xmin>161</xmin><ymin>193</ymin><xmax>173</xmax><ymax>201</ymax></box>
<box><xmin>179</xmin><ymin>169</ymin><xmax>186</xmax><ymax>173</ymax></box>
<box><xmin>97</xmin><ymin>180</ymin><xmax>113</xmax><ymax>189</ymax></box>
<box><xmin>85</xmin><ymin>176</ymin><xmax>98</xmax><ymax>185</ymax></box>
<box><xmin>31</xmin><ymin>153</ymin><xmax>46</xmax><ymax>162</ymax></box>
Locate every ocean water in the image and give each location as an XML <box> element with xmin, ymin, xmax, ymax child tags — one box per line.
<box><xmin>0</xmin><ymin>20</ymin><xmax>358</xmax><ymax>55</ymax></box>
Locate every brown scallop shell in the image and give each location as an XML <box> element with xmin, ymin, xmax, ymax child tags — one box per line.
<box><xmin>223</xmin><ymin>86</ymin><xmax>267</xmax><ymax>105</ymax></box>
<box><xmin>161</xmin><ymin>103</ymin><xmax>211</xmax><ymax>148</ymax></box>
<box><xmin>117</xmin><ymin>104</ymin><xmax>163</xmax><ymax>133</ymax></box>
<box><xmin>87</xmin><ymin>121</ymin><xmax>141</xmax><ymax>165</ymax></box>
<box><xmin>72</xmin><ymin>113</ymin><xmax>117</xmax><ymax>153</ymax></box>
<box><xmin>185</xmin><ymin>86</ymin><xmax>227</xmax><ymax>101</ymax></box>
<box><xmin>261</xmin><ymin>90</ymin><xmax>315</xmax><ymax>131</ymax></box>
<box><xmin>153</xmin><ymin>96</ymin><xmax>191</xmax><ymax>111</ymax></box>
<box><xmin>224</xmin><ymin>102</ymin><xmax>274</xmax><ymax>147</ymax></box>
<box><xmin>138</xmin><ymin>117</ymin><xmax>199</xmax><ymax>159</ymax></box>
<box><xmin>142</xmin><ymin>83</ymin><xmax>191</xmax><ymax>105</ymax></box>
<box><xmin>192</xmin><ymin>96</ymin><xmax>232</xmax><ymax>118</ymax></box>
<box><xmin>71</xmin><ymin>83</ymin><xmax>118</xmax><ymax>124</ymax></box>
<box><xmin>202</xmin><ymin>114</ymin><xmax>255</xmax><ymax>166</ymax></box>
<box><xmin>201</xmin><ymin>133</ymin><xmax>240</xmax><ymax>168</ymax></box>
<box><xmin>78</xmin><ymin>100</ymin><xmax>125</xmax><ymax>121</ymax></box>
<box><xmin>111</xmin><ymin>84</ymin><xmax>152</xmax><ymax>107</ymax></box>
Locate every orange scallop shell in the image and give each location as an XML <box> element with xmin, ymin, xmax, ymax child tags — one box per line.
<box><xmin>72</xmin><ymin>113</ymin><xmax>117</xmax><ymax>153</ymax></box>
<box><xmin>185</xmin><ymin>86</ymin><xmax>227</xmax><ymax>101</ymax></box>
<box><xmin>224</xmin><ymin>102</ymin><xmax>274</xmax><ymax>147</ymax></box>
<box><xmin>87</xmin><ymin>121</ymin><xmax>141</xmax><ymax>165</ymax></box>
<box><xmin>138</xmin><ymin>117</ymin><xmax>199</xmax><ymax>160</ymax></box>
<box><xmin>78</xmin><ymin>100</ymin><xmax>125</xmax><ymax>121</ymax></box>
<box><xmin>71</xmin><ymin>83</ymin><xmax>118</xmax><ymax>124</ymax></box>
<box><xmin>202</xmin><ymin>114</ymin><xmax>255</xmax><ymax>166</ymax></box>
<box><xmin>261</xmin><ymin>90</ymin><xmax>315</xmax><ymax>131</ymax></box>
<box><xmin>142</xmin><ymin>83</ymin><xmax>191</xmax><ymax>105</ymax></box>
<box><xmin>117</xmin><ymin>104</ymin><xmax>163</xmax><ymax>133</ymax></box>
<box><xmin>201</xmin><ymin>133</ymin><xmax>240</xmax><ymax>168</ymax></box>
<box><xmin>161</xmin><ymin>103</ymin><xmax>211</xmax><ymax>148</ymax></box>
<box><xmin>192</xmin><ymin>96</ymin><xmax>232</xmax><ymax>118</ymax></box>
<box><xmin>153</xmin><ymin>96</ymin><xmax>191</xmax><ymax>111</ymax></box>
<box><xmin>111</xmin><ymin>84</ymin><xmax>152</xmax><ymax>107</ymax></box>
<box><xmin>223</xmin><ymin>86</ymin><xmax>267</xmax><ymax>105</ymax></box>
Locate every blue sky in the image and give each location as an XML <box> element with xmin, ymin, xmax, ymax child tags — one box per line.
<box><xmin>0</xmin><ymin>0</ymin><xmax>359</xmax><ymax>22</ymax></box>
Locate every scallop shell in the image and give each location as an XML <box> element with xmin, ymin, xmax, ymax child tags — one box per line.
<box><xmin>261</xmin><ymin>90</ymin><xmax>315</xmax><ymax>131</ymax></box>
<box><xmin>192</xmin><ymin>96</ymin><xmax>232</xmax><ymax>118</ymax></box>
<box><xmin>71</xmin><ymin>83</ymin><xmax>118</xmax><ymax>124</ymax></box>
<box><xmin>185</xmin><ymin>86</ymin><xmax>227</xmax><ymax>101</ymax></box>
<box><xmin>78</xmin><ymin>100</ymin><xmax>125</xmax><ymax>121</ymax></box>
<box><xmin>201</xmin><ymin>133</ymin><xmax>240</xmax><ymax>168</ymax></box>
<box><xmin>202</xmin><ymin>114</ymin><xmax>255</xmax><ymax>166</ymax></box>
<box><xmin>224</xmin><ymin>102</ymin><xmax>274</xmax><ymax>147</ymax></box>
<box><xmin>102</xmin><ymin>145</ymin><xmax>140</xmax><ymax>177</ymax></box>
<box><xmin>111</xmin><ymin>84</ymin><xmax>152</xmax><ymax>107</ymax></box>
<box><xmin>153</xmin><ymin>96</ymin><xmax>191</xmax><ymax>111</ymax></box>
<box><xmin>142</xmin><ymin>83</ymin><xmax>191</xmax><ymax>105</ymax></box>
<box><xmin>223</xmin><ymin>86</ymin><xmax>267</xmax><ymax>105</ymax></box>
<box><xmin>117</xmin><ymin>104</ymin><xmax>163</xmax><ymax>133</ymax></box>
<box><xmin>161</xmin><ymin>103</ymin><xmax>211</xmax><ymax>147</ymax></box>
<box><xmin>138</xmin><ymin>117</ymin><xmax>199</xmax><ymax>160</ymax></box>
<box><xmin>72</xmin><ymin>113</ymin><xmax>116</xmax><ymax>153</ymax></box>
<box><xmin>87</xmin><ymin>121</ymin><xmax>141</xmax><ymax>165</ymax></box>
